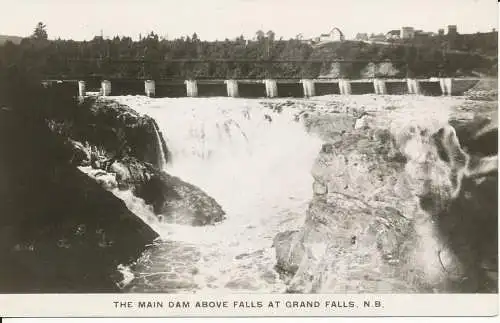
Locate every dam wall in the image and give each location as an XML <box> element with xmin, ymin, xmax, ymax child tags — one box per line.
<box><xmin>350</xmin><ymin>80</ymin><xmax>375</xmax><ymax>95</ymax></box>
<box><xmin>385</xmin><ymin>80</ymin><xmax>409</xmax><ymax>95</ymax></box>
<box><xmin>108</xmin><ymin>79</ymin><xmax>144</xmax><ymax>96</ymax></box>
<box><xmin>238</xmin><ymin>82</ymin><xmax>267</xmax><ymax>98</ymax></box>
<box><xmin>46</xmin><ymin>78</ymin><xmax>480</xmax><ymax>99</ymax></box>
<box><xmin>419</xmin><ymin>80</ymin><xmax>444</xmax><ymax>96</ymax></box>
<box><xmin>314</xmin><ymin>81</ymin><xmax>341</xmax><ymax>95</ymax></box>
<box><xmin>197</xmin><ymin>81</ymin><xmax>227</xmax><ymax>97</ymax></box>
<box><xmin>276</xmin><ymin>81</ymin><xmax>304</xmax><ymax>98</ymax></box>
<box><xmin>156</xmin><ymin>81</ymin><xmax>187</xmax><ymax>98</ymax></box>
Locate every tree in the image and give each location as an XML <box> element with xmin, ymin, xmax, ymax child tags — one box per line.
<box><xmin>32</xmin><ymin>22</ymin><xmax>48</xmax><ymax>40</ymax></box>
<box><xmin>266</xmin><ymin>30</ymin><xmax>275</xmax><ymax>42</ymax></box>
<box><xmin>255</xmin><ymin>30</ymin><xmax>265</xmax><ymax>42</ymax></box>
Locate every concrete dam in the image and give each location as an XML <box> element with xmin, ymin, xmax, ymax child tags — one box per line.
<box><xmin>45</xmin><ymin>77</ymin><xmax>480</xmax><ymax>98</ymax></box>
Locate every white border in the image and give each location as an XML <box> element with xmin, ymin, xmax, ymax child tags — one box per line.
<box><xmin>0</xmin><ymin>294</ymin><xmax>497</xmax><ymax>317</ymax></box>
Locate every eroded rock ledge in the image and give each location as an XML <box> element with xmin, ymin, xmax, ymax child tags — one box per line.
<box><xmin>274</xmin><ymin>99</ymin><xmax>497</xmax><ymax>293</ymax></box>
<box><xmin>57</xmin><ymin>97</ymin><xmax>226</xmax><ymax>226</ymax></box>
<box><xmin>0</xmin><ymin>95</ymin><xmax>226</xmax><ymax>292</ymax></box>
<box><xmin>0</xmin><ymin>109</ymin><xmax>158</xmax><ymax>292</ymax></box>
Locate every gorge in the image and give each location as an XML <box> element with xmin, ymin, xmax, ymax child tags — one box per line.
<box><xmin>0</xmin><ymin>82</ymin><xmax>497</xmax><ymax>293</ymax></box>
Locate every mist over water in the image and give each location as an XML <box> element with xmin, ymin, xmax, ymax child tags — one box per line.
<box><xmin>113</xmin><ymin>96</ymin><xmax>324</xmax><ymax>293</ymax></box>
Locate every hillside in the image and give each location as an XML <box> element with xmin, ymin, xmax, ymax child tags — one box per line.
<box><xmin>0</xmin><ymin>33</ymin><xmax>496</xmax><ymax>79</ymax></box>
<box><xmin>0</xmin><ymin>35</ymin><xmax>23</xmax><ymax>45</ymax></box>
<box><xmin>309</xmin><ymin>41</ymin><xmax>496</xmax><ymax>78</ymax></box>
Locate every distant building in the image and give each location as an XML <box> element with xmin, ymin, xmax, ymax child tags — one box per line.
<box><xmin>414</xmin><ymin>30</ymin><xmax>433</xmax><ymax>41</ymax></box>
<box><xmin>448</xmin><ymin>25</ymin><xmax>458</xmax><ymax>35</ymax></box>
<box><xmin>355</xmin><ymin>33</ymin><xmax>369</xmax><ymax>41</ymax></box>
<box><xmin>369</xmin><ymin>33</ymin><xmax>387</xmax><ymax>42</ymax></box>
<box><xmin>438</xmin><ymin>29</ymin><xmax>445</xmax><ymax>36</ymax></box>
<box><xmin>319</xmin><ymin>33</ymin><xmax>330</xmax><ymax>41</ymax></box>
<box><xmin>415</xmin><ymin>30</ymin><xmax>433</xmax><ymax>36</ymax></box>
<box><xmin>447</xmin><ymin>25</ymin><xmax>459</xmax><ymax>49</ymax></box>
<box><xmin>318</xmin><ymin>27</ymin><xmax>345</xmax><ymax>42</ymax></box>
<box><xmin>386</xmin><ymin>29</ymin><xmax>401</xmax><ymax>40</ymax></box>
<box><xmin>401</xmin><ymin>26</ymin><xmax>415</xmax><ymax>39</ymax></box>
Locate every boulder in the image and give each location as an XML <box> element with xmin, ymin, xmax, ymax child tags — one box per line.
<box><xmin>89</xmin><ymin>157</ymin><xmax>226</xmax><ymax>226</ymax></box>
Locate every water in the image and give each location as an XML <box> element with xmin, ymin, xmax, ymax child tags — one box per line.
<box><xmin>152</xmin><ymin>123</ymin><xmax>168</xmax><ymax>170</ymax></box>
<box><xmin>112</xmin><ymin>96</ymin><xmax>324</xmax><ymax>293</ymax></box>
<box><xmin>104</xmin><ymin>94</ymin><xmax>472</xmax><ymax>293</ymax></box>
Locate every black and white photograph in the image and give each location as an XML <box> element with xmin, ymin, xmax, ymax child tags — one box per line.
<box><xmin>0</xmin><ymin>0</ymin><xmax>498</xmax><ymax>317</ymax></box>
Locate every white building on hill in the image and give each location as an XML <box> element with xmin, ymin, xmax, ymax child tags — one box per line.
<box><xmin>318</xmin><ymin>28</ymin><xmax>345</xmax><ymax>42</ymax></box>
<box><xmin>401</xmin><ymin>26</ymin><xmax>415</xmax><ymax>39</ymax></box>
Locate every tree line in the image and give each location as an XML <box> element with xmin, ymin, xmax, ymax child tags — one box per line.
<box><xmin>0</xmin><ymin>22</ymin><xmax>496</xmax><ymax>81</ymax></box>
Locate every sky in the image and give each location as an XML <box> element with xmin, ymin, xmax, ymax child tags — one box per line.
<box><xmin>0</xmin><ymin>0</ymin><xmax>498</xmax><ymax>41</ymax></box>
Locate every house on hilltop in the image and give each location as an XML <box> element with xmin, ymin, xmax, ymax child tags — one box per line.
<box><xmin>386</xmin><ymin>30</ymin><xmax>401</xmax><ymax>40</ymax></box>
<box><xmin>369</xmin><ymin>33</ymin><xmax>387</xmax><ymax>42</ymax></box>
<box><xmin>355</xmin><ymin>33</ymin><xmax>369</xmax><ymax>41</ymax></box>
<box><xmin>401</xmin><ymin>26</ymin><xmax>415</xmax><ymax>39</ymax></box>
<box><xmin>319</xmin><ymin>28</ymin><xmax>345</xmax><ymax>42</ymax></box>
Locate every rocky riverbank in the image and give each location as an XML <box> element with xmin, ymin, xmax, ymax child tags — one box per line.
<box><xmin>0</xmin><ymin>108</ymin><xmax>158</xmax><ymax>292</ymax></box>
<box><xmin>0</xmin><ymin>95</ymin><xmax>225</xmax><ymax>292</ymax></box>
<box><xmin>59</xmin><ymin>98</ymin><xmax>226</xmax><ymax>226</ymax></box>
<box><xmin>273</xmin><ymin>95</ymin><xmax>498</xmax><ymax>293</ymax></box>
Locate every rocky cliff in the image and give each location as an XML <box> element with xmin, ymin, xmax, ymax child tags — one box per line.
<box><xmin>0</xmin><ymin>95</ymin><xmax>225</xmax><ymax>292</ymax></box>
<box><xmin>0</xmin><ymin>109</ymin><xmax>158</xmax><ymax>292</ymax></box>
<box><xmin>58</xmin><ymin>98</ymin><xmax>226</xmax><ymax>226</ymax></box>
<box><xmin>274</xmin><ymin>96</ymin><xmax>498</xmax><ymax>293</ymax></box>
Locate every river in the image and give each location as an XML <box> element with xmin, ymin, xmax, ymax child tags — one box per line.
<box><xmin>111</xmin><ymin>96</ymin><xmax>324</xmax><ymax>293</ymax></box>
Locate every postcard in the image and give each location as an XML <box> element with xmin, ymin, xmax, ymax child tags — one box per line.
<box><xmin>0</xmin><ymin>0</ymin><xmax>498</xmax><ymax>318</ymax></box>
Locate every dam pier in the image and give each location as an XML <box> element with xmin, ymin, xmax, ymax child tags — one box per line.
<box><xmin>49</xmin><ymin>77</ymin><xmax>480</xmax><ymax>99</ymax></box>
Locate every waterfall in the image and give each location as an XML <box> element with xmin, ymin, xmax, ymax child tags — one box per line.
<box><xmin>152</xmin><ymin>122</ymin><xmax>168</xmax><ymax>171</ymax></box>
<box><xmin>122</xmin><ymin>98</ymin><xmax>323</xmax><ymax>214</ymax></box>
<box><xmin>109</xmin><ymin>96</ymin><xmax>324</xmax><ymax>292</ymax></box>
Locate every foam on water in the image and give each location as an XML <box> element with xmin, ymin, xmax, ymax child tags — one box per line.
<box><xmin>110</xmin><ymin>96</ymin><xmax>324</xmax><ymax>292</ymax></box>
<box><xmin>106</xmin><ymin>94</ymin><xmax>465</xmax><ymax>293</ymax></box>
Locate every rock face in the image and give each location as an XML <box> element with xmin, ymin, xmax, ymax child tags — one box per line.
<box><xmin>274</xmin><ymin>100</ymin><xmax>497</xmax><ymax>293</ymax></box>
<box><xmin>48</xmin><ymin>98</ymin><xmax>170</xmax><ymax>170</ymax></box>
<box><xmin>0</xmin><ymin>94</ymin><xmax>226</xmax><ymax>292</ymax></box>
<box><xmin>0</xmin><ymin>110</ymin><xmax>158</xmax><ymax>292</ymax></box>
<box><xmin>83</xmin><ymin>157</ymin><xmax>226</xmax><ymax>226</ymax></box>
<box><xmin>58</xmin><ymin>98</ymin><xmax>225</xmax><ymax>227</ymax></box>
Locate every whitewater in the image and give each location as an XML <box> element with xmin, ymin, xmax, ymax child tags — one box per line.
<box><xmin>108</xmin><ymin>96</ymin><xmax>325</xmax><ymax>293</ymax></box>
<box><xmin>100</xmin><ymin>94</ymin><xmax>465</xmax><ymax>293</ymax></box>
